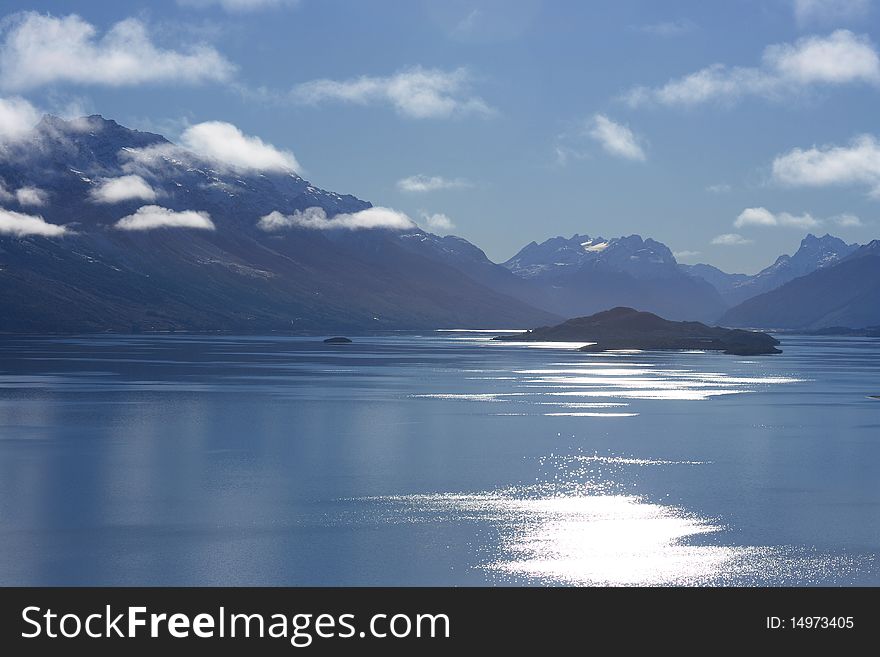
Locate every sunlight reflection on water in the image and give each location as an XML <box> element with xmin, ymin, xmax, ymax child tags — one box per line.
<box><xmin>410</xmin><ymin>346</ymin><xmax>804</xmax><ymax>407</ymax></box>
<box><xmin>396</xmin><ymin>340</ymin><xmax>862</xmax><ymax>585</ymax></box>
<box><xmin>367</xmin><ymin>453</ymin><xmax>866</xmax><ymax>586</ymax></box>
<box><xmin>385</xmin><ymin>342</ymin><xmax>858</xmax><ymax>586</ymax></box>
<box><xmin>480</xmin><ymin>492</ymin><xmax>858</xmax><ymax>586</ymax></box>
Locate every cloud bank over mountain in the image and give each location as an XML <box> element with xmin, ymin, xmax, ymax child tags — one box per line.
<box><xmin>259</xmin><ymin>206</ymin><xmax>415</xmax><ymax>231</ymax></box>
<box><xmin>115</xmin><ymin>205</ymin><xmax>215</xmax><ymax>231</ymax></box>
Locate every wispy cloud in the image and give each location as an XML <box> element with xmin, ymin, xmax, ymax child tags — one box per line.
<box><xmin>706</xmin><ymin>183</ymin><xmax>732</xmax><ymax>193</ymax></box>
<box><xmin>552</xmin><ymin>144</ymin><xmax>589</xmax><ymax>167</ymax></box>
<box><xmin>451</xmin><ymin>9</ymin><xmax>484</xmax><ymax>38</ymax></box>
<box><xmin>0</xmin><ymin>208</ymin><xmax>67</xmax><ymax>237</ymax></box>
<box><xmin>15</xmin><ymin>186</ymin><xmax>48</xmax><ymax>207</ymax></box>
<box><xmin>631</xmin><ymin>20</ymin><xmax>697</xmax><ymax>37</ymax></box>
<box><xmin>673</xmin><ymin>250</ymin><xmax>701</xmax><ymax>260</ymax></box>
<box><xmin>0</xmin><ymin>12</ymin><xmax>234</xmax><ymax>91</ymax></box>
<box><xmin>771</xmin><ymin>133</ymin><xmax>880</xmax><ymax>197</ymax></box>
<box><xmin>587</xmin><ymin>114</ymin><xmax>646</xmax><ymax>161</ymax></box>
<box><xmin>832</xmin><ymin>212</ymin><xmax>863</xmax><ymax>226</ymax></box>
<box><xmin>290</xmin><ymin>66</ymin><xmax>494</xmax><ymax>119</ymax></box>
<box><xmin>89</xmin><ymin>175</ymin><xmax>158</xmax><ymax>204</ymax></box>
<box><xmin>177</xmin><ymin>0</ymin><xmax>300</xmax><ymax>11</ymax></box>
<box><xmin>711</xmin><ymin>233</ymin><xmax>753</xmax><ymax>246</ymax></box>
<box><xmin>432</xmin><ymin>3</ymin><xmax>539</xmax><ymax>44</ymax></box>
<box><xmin>120</xmin><ymin>143</ymin><xmax>187</xmax><ymax>175</ymax></box>
<box><xmin>258</xmin><ymin>206</ymin><xmax>415</xmax><ymax>231</ymax></box>
<box><xmin>734</xmin><ymin>207</ymin><xmax>864</xmax><ymax>230</ymax></box>
<box><xmin>625</xmin><ymin>30</ymin><xmax>879</xmax><ymax>107</ymax></box>
<box><xmin>734</xmin><ymin>207</ymin><xmax>821</xmax><ymax>229</ymax></box>
<box><xmin>793</xmin><ymin>0</ymin><xmax>871</xmax><ymax>26</ymax></box>
<box><xmin>397</xmin><ymin>174</ymin><xmax>472</xmax><ymax>193</ymax></box>
<box><xmin>420</xmin><ymin>211</ymin><xmax>455</xmax><ymax>231</ymax></box>
<box><xmin>114</xmin><ymin>205</ymin><xmax>215</xmax><ymax>231</ymax></box>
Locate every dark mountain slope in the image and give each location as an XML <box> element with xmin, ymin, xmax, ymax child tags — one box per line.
<box><xmin>720</xmin><ymin>242</ymin><xmax>880</xmax><ymax>329</ymax></box>
<box><xmin>0</xmin><ymin>115</ymin><xmax>558</xmax><ymax>332</ymax></box>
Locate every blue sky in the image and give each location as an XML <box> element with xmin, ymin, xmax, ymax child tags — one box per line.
<box><xmin>1</xmin><ymin>0</ymin><xmax>879</xmax><ymax>273</ymax></box>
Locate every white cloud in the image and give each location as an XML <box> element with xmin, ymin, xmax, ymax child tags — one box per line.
<box><xmin>0</xmin><ymin>208</ymin><xmax>67</xmax><ymax>236</ymax></box>
<box><xmin>587</xmin><ymin>114</ymin><xmax>646</xmax><ymax>161</ymax></box>
<box><xmin>734</xmin><ymin>207</ymin><xmax>777</xmax><ymax>227</ymax></box>
<box><xmin>179</xmin><ymin>121</ymin><xmax>301</xmax><ymax>172</ymax></box>
<box><xmin>706</xmin><ymin>183</ymin><xmax>732</xmax><ymax>193</ymax></box>
<box><xmin>711</xmin><ymin>233</ymin><xmax>753</xmax><ymax>246</ymax></box>
<box><xmin>15</xmin><ymin>186</ymin><xmax>48</xmax><ymax>207</ymax></box>
<box><xmin>121</xmin><ymin>121</ymin><xmax>301</xmax><ymax>174</ymax></box>
<box><xmin>673</xmin><ymin>250</ymin><xmax>701</xmax><ymax>260</ymax></box>
<box><xmin>114</xmin><ymin>205</ymin><xmax>215</xmax><ymax>231</ymax></box>
<box><xmin>178</xmin><ymin>0</ymin><xmax>299</xmax><ymax>11</ymax></box>
<box><xmin>771</xmin><ymin>134</ymin><xmax>880</xmax><ymax>197</ymax></box>
<box><xmin>625</xmin><ymin>30</ymin><xmax>879</xmax><ymax>107</ymax></box>
<box><xmin>89</xmin><ymin>175</ymin><xmax>157</xmax><ymax>204</ymax></box>
<box><xmin>765</xmin><ymin>30</ymin><xmax>880</xmax><ymax>84</ymax></box>
<box><xmin>793</xmin><ymin>0</ymin><xmax>871</xmax><ymax>26</ymax></box>
<box><xmin>0</xmin><ymin>12</ymin><xmax>235</xmax><ymax>91</ymax></box>
<box><xmin>735</xmin><ymin>206</ymin><xmax>863</xmax><ymax>229</ymax></box>
<box><xmin>832</xmin><ymin>212</ymin><xmax>863</xmax><ymax>226</ymax></box>
<box><xmin>734</xmin><ymin>207</ymin><xmax>821</xmax><ymax>229</ymax></box>
<box><xmin>420</xmin><ymin>212</ymin><xmax>455</xmax><ymax>231</ymax></box>
<box><xmin>258</xmin><ymin>206</ymin><xmax>415</xmax><ymax>231</ymax></box>
<box><xmin>397</xmin><ymin>174</ymin><xmax>471</xmax><ymax>193</ymax></box>
<box><xmin>631</xmin><ymin>20</ymin><xmax>697</xmax><ymax>37</ymax></box>
<box><xmin>0</xmin><ymin>95</ymin><xmax>40</xmax><ymax>142</ymax></box>
<box><xmin>625</xmin><ymin>65</ymin><xmax>771</xmax><ymax>107</ymax></box>
<box><xmin>290</xmin><ymin>66</ymin><xmax>494</xmax><ymax>119</ymax></box>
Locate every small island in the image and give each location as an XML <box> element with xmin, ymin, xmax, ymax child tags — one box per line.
<box><xmin>494</xmin><ymin>307</ymin><xmax>782</xmax><ymax>355</ymax></box>
<box><xmin>323</xmin><ymin>337</ymin><xmax>353</xmax><ymax>344</ymax></box>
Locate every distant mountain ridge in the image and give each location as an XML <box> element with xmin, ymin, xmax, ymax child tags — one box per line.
<box><xmin>402</xmin><ymin>231</ymin><xmax>869</xmax><ymax>328</ymax></box>
<box><xmin>504</xmin><ymin>234</ymin><xmax>677</xmax><ymax>280</ymax></box>
<box><xmin>500</xmin><ymin>234</ymin><xmax>726</xmax><ymax>323</ymax></box>
<box><xmin>720</xmin><ymin>240</ymin><xmax>880</xmax><ymax>329</ymax></box>
<box><xmin>681</xmin><ymin>234</ymin><xmax>858</xmax><ymax>307</ymax></box>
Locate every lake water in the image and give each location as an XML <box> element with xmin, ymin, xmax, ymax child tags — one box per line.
<box><xmin>0</xmin><ymin>332</ymin><xmax>878</xmax><ymax>586</ymax></box>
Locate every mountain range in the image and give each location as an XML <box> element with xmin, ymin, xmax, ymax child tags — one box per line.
<box><xmin>501</xmin><ymin>234</ymin><xmax>726</xmax><ymax>322</ymax></box>
<box><xmin>679</xmin><ymin>233</ymin><xmax>859</xmax><ymax>307</ymax></box>
<box><xmin>1</xmin><ymin>115</ymin><xmax>877</xmax><ymax>333</ymax></box>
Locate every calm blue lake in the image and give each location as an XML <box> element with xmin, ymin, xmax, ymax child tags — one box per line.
<box><xmin>0</xmin><ymin>332</ymin><xmax>878</xmax><ymax>586</ymax></box>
